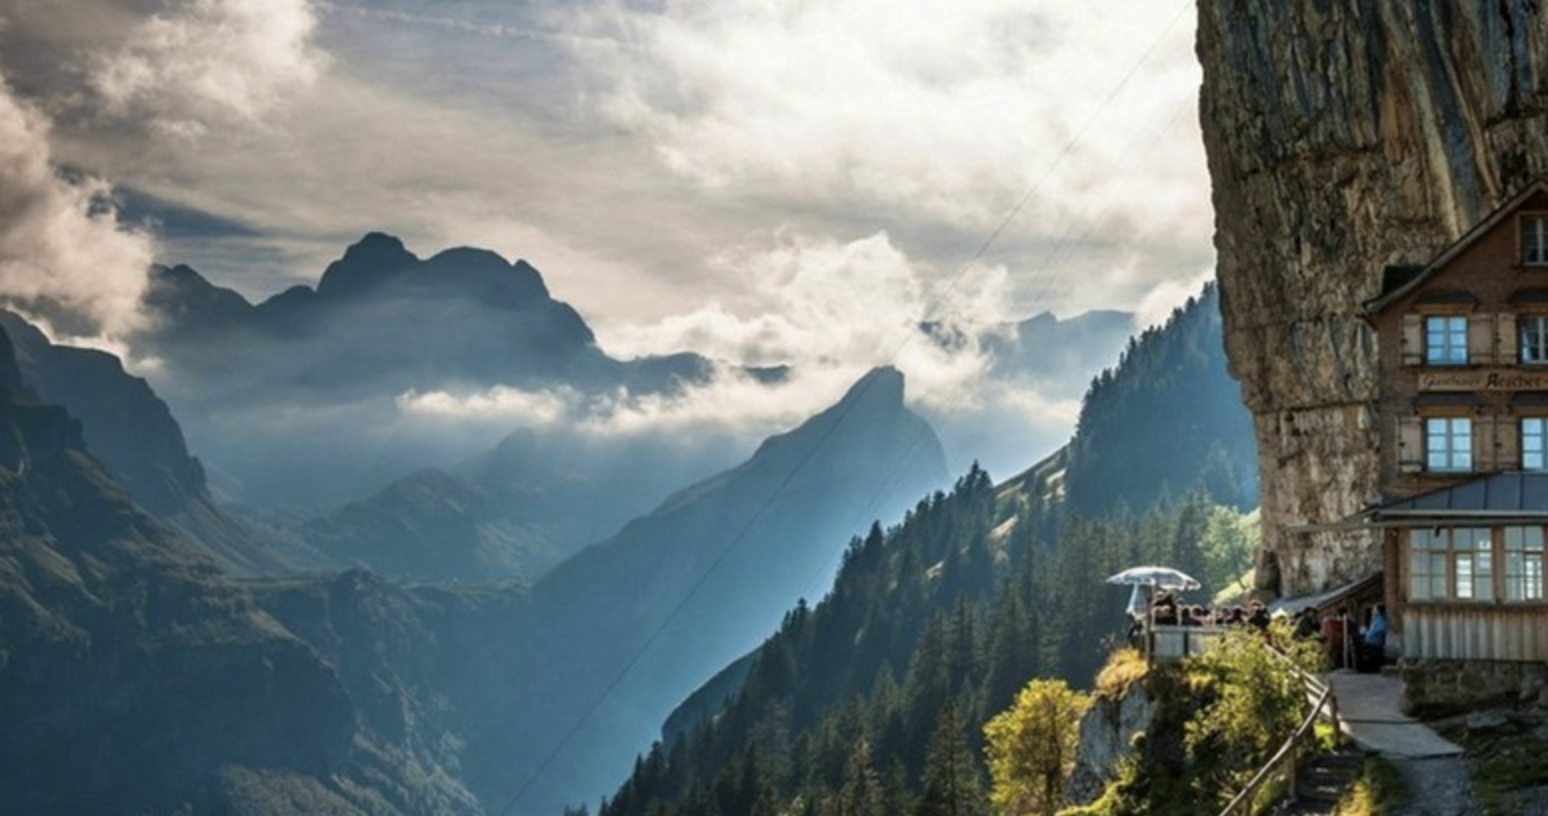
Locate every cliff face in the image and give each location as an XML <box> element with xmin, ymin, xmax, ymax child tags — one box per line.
<box><xmin>1196</xmin><ymin>2</ymin><xmax>1548</xmax><ymax>595</ymax></box>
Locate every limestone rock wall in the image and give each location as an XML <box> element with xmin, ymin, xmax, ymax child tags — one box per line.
<box><xmin>1067</xmin><ymin>679</ymin><xmax>1156</xmax><ymax>805</ymax></box>
<box><xmin>1196</xmin><ymin>2</ymin><xmax>1548</xmax><ymax>596</ymax></box>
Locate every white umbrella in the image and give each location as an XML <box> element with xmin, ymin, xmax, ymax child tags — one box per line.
<box><xmin>1107</xmin><ymin>565</ymin><xmax>1200</xmax><ymax>662</ymax></box>
<box><xmin>1106</xmin><ymin>565</ymin><xmax>1201</xmax><ymax>591</ymax></box>
<box><xmin>1125</xmin><ymin>583</ymin><xmax>1147</xmax><ymax>619</ymax></box>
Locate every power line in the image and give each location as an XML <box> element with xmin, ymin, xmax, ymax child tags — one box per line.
<box><xmin>492</xmin><ymin>5</ymin><xmax>1195</xmax><ymax>814</ymax></box>
<box><xmin>915</xmin><ymin>1</ymin><xmax>1193</xmax><ymax>334</ymax></box>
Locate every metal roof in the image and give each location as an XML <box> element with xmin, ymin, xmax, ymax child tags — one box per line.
<box><xmin>1372</xmin><ymin>471</ymin><xmax>1548</xmax><ymax>518</ymax></box>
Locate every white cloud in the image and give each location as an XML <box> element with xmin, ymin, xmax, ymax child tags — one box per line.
<box><xmin>396</xmin><ymin>385</ymin><xmax>574</xmax><ymax>426</ymax></box>
<box><xmin>577</xmin><ymin>0</ymin><xmax>1203</xmax><ymax>240</ymax></box>
<box><xmin>596</xmin><ymin>229</ymin><xmax>1045</xmax><ymax>435</ymax></box>
<box><xmin>89</xmin><ymin>0</ymin><xmax>328</xmax><ymax>135</ymax></box>
<box><xmin>392</xmin><ymin>366</ymin><xmax>852</xmax><ymax>448</ymax></box>
<box><xmin>601</xmin><ymin>230</ymin><xmax>1016</xmax><ymax>365</ymax></box>
<box><xmin>0</xmin><ymin>75</ymin><xmax>155</xmax><ymax>342</ymax></box>
<box><xmin>1135</xmin><ymin>267</ymin><xmax>1215</xmax><ymax>330</ymax></box>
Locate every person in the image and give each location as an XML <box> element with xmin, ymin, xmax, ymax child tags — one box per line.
<box><xmin>1322</xmin><ymin>606</ymin><xmax>1354</xmax><ymax>669</ymax></box>
<box><xmin>1152</xmin><ymin>591</ymin><xmax>1179</xmax><ymax>626</ymax></box>
<box><xmin>1246</xmin><ymin>600</ymin><xmax>1271</xmax><ymax>630</ymax></box>
<box><xmin>1359</xmin><ymin>604</ymin><xmax>1388</xmax><ymax>672</ymax></box>
<box><xmin>1293</xmin><ymin>606</ymin><xmax>1320</xmax><ymax>640</ymax></box>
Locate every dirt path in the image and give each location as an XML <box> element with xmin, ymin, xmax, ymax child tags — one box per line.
<box><xmin>1389</xmin><ymin>756</ymin><xmax>1478</xmax><ymax>816</ymax></box>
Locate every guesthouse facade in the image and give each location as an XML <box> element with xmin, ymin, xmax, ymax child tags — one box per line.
<box><xmin>1361</xmin><ymin>180</ymin><xmax>1548</xmax><ymax>706</ymax></box>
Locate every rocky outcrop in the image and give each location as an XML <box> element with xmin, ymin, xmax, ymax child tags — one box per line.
<box><xmin>0</xmin><ymin>310</ymin><xmax>208</xmax><ymax>517</ymax></box>
<box><xmin>1196</xmin><ymin>2</ymin><xmax>1548</xmax><ymax>595</ymax></box>
<box><xmin>1067</xmin><ymin>679</ymin><xmax>1156</xmax><ymax>805</ymax></box>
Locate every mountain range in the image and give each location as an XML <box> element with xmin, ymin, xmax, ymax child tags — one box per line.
<box><xmin>118</xmin><ymin>232</ymin><xmax>1138</xmax><ymax>584</ymax></box>
<box><xmin>0</xmin><ymin>312</ymin><xmax>953</xmax><ymax>815</ymax></box>
<box><xmin>0</xmin><ymin>327</ymin><xmax>482</xmax><ymax>815</ymax></box>
<box><xmin>0</xmin><ymin>232</ymin><xmax>1184</xmax><ymax>815</ymax></box>
<box><xmin>134</xmin><ymin>232</ymin><xmax>736</xmax><ymax>513</ymax></box>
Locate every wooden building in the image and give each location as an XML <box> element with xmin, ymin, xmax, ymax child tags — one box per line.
<box><xmin>1361</xmin><ymin>180</ymin><xmax>1548</xmax><ymax>687</ymax></box>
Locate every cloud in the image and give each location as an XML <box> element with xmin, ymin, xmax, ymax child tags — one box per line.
<box><xmin>1135</xmin><ymin>267</ymin><xmax>1215</xmax><ymax>330</ymax></box>
<box><xmin>89</xmin><ymin>0</ymin><xmax>328</xmax><ymax>135</ymax></box>
<box><xmin>397</xmin><ymin>385</ymin><xmax>574</xmax><ymax>427</ymax></box>
<box><xmin>581</xmin><ymin>229</ymin><xmax>1083</xmax><ymax>470</ymax></box>
<box><xmin>394</xmin><ymin>365</ymin><xmax>833</xmax><ymax>443</ymax></box>
<box><xmin>577</xmin><ymin>0</ymin><xmax>1203</xmax><ymax>234</ymax></box>
<box><xmin>0</xmin><ymin>75</ymin><xmax>155</xmax><ymax>342</ymax></box>
<box><xmin>602</xmin><ymin>230</ymin><xmax>1015</xmax><ymax>362</ymax></box>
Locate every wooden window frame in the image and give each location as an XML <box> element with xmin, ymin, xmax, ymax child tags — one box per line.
<box><xmin>1523</xmin><ymin>416</ymin><xmax>1548</xmax><ymax>471</ymax></box>
<box><xmin>1406</xmin><ymin>527</ymin><xmax>1495</xmax><ymax>602</ymax></box>
<box><xmin>1424</xmin><ymin>415</ymin><xmax>1473</xmax><ymax>473</ymax></box>
<box><xmin>1520</xmin><ymin>313</ymin><xmax>1548</xmax><ymax>364</ymax></box>
<box><xmin>1522</xmin><ymin>213</ymin><xmax>1548</xmax><ymax>267</ymax></box>
<box><xmin>1503</xmin><ymin>525</ymin><xmax>1546</xmax><ymax>602</ymax></box>
<box><xmin>1424</xmin><ymin>314</ymin><xmax>1470</xmax><ymax>365</ymax></box>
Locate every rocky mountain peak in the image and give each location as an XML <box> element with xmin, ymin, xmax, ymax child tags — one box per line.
<box><xmin>315</xmin><ymin>232</ymin><xmax>419</xmax><ymax>298</ymax></box>
<box><xmin>841</xmin><ymin>365</ymin><xmax>906</xmax><ymax>411</ymax></box>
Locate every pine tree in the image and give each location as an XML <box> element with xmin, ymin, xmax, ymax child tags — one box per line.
<box><xmin>915</xmin><ymin>702</ymin><xmax>986</xmax><ymax>816</ymax></box>
<box><xmin>836</xmin><ymin>735</ymin><xmax>885</xmax><ymax>816</ymax></box>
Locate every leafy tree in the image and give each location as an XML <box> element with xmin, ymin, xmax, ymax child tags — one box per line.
<box><xmin>983</xmin><ymin>678</ymin><xmax>1090</xmax><ymax>816</ymax></box>
<box><xmin>1200</xmin><ymin>506</ymin><xmax>1259</xmax><ymax>597</ymax></box>
<box><xmin>1181</xmin><ymin>627</ymin><xmax>1308</xmax><ymax>803</ymax></box>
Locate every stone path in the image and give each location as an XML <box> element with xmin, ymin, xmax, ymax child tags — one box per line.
<box><xmin>1324</xmin><ymin>671</ymin><xmax>1480</xmax><ymax>816</ymax></box>
<box><xmin>1325</xmin><ymin>672</ymin><xmax>1462</xmax><ymax>758</ymax></box>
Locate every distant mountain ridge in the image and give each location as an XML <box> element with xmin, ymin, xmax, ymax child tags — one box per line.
<box><xmin>133</xmin><ymin>233</ymin><xmax>725</xmax><ymax>508</ymax></box>
<box><xmin>985</xmin><ymin>308</ymin><xmax>1136</xmax><ymax>398</ymax></box>
<box><xmin>138</xmin><ymin>231</ymin><xmax>730</xmax><ymax>398</ymax></box>
<box><xmin>470</xmin><ymin>365</ymin><xmax>950</xmax><ymax>813</ymax></box>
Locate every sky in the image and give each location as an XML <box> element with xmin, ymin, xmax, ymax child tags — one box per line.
<box><xmin>0</xmin><ymin>0</ymin><xmax>1213</xmax><ymax>481</ymax></box>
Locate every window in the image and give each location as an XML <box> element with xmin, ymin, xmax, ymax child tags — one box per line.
<box><xmin>1409</xmin><ymin>527</ymin><xmax>1494</xmax><ymax>601</ymax></box>
<box><xmin>1523</xmin><ymin>315</ymin><xmax>1548</xmax><ymax>363</ymax></box>
<box><xmin>1525</xmin><ymin>418</ymin><xmax>1548</xmax><ymax>471</ymax></box>
<box><xmin>1425</xmin><ymin>417</ymin><xmax>1472</xmax><ymax>472</ymax></box>
<box><xmin>1456</xmin><ymin>527</ymin><xmax>1495</xmax><ymax>600</ymax></box>
<box><xmin>1424</xmin><ymin>315</ymin><xmax>1468</xmax><ymax>365</ymax></box>
<box><xmin>1524</xmin><ymin>215</ymin><xmax>1548</xmax><ymax>265</ymax></box>
<box><xmin>1410</xmin><ymin>529</ymin><xmax>1450</xmax><ymax>601</ymax></box>
<box><xmin>1504</xmin><ymin>526</ymin><xmax>1545</xmax><ymax>601</ymax></box>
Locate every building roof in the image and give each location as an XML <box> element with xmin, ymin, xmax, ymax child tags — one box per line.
<box><xmin>1369</xmin><ymin>471</ymin><xmax>1548</xmax><ymax>519</ymax></box>
<box><xmin>1365</xmin><ymin>179</ymin><xmax>1548</xmax><ymax>314</ymax></box>
<box><xmin>1268</xmin><ymin>571</ymin><xmax>1382</xmax><ymax>616</ymax></box>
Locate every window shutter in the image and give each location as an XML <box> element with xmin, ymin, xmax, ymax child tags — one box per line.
<box><xmin>1469</xmin><ymin>313</ymin><xmax>1496</xmax><ymax>365</ymax></box>
<box><xmin>1474</xmin><ymin>416</ymin><xmax>1498</xmax><ymax>472</ymax></box>
<box><xmin>1400</xmin><ymin>314</ymin><xmax>1423</xmax><ymax>365</ymax></box>
<box><xmin>1498</xmin><ymin>312</ymin><xmax>1519</xmax><ymax>364</ymax></box>
<box><xmin>1500</xmin><ymin>416</ymin><xmax>1523</xmax><ymax>470</ymax></box>
<box><xmin>1398</xmin><ymin>417</ymin><xmax>1424</xmax><ymax>473</ymax></box>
